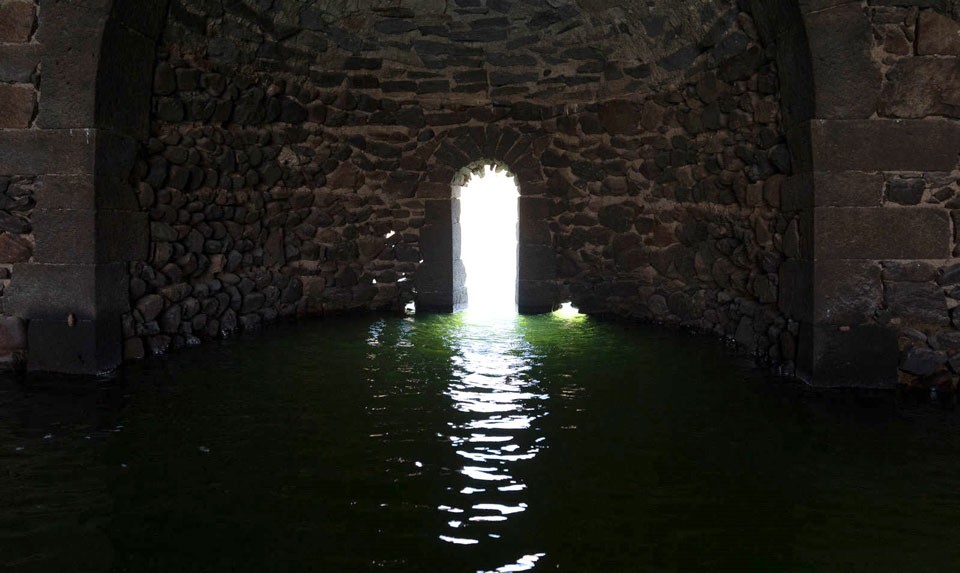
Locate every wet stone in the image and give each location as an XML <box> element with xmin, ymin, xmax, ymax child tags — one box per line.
<box><xmin>901</xmin><ymin>346</ymin><xmax>948</xmax><ymax>377</ymax></box>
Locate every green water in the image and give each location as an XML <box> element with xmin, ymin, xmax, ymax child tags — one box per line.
<box><xmin>2</xmin><ymin>310</ymin><xmax>960</xmax><ymax>572</ymax></box>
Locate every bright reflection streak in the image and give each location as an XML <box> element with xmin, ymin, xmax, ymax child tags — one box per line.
<box><xmin>437</xmin><ymin>311</ymin><xmax>548</xmax><ymax>573</ymax></box>
<box><xmin>439</xmin><ymin>535</ymin><xmax>479</xmax><ymax>545</ymax></box>
<box><xmin>459</xmin><ymin>165</ymin><xmax>519</xmax><ymax>315</ymax></box>
<box><xmin>492</xmin><ymin>553</ymin><xmax>548</xmax><ymax>572</ymax></box>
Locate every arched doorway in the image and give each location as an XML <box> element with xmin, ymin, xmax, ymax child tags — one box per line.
<box><xmin>456</xmin><ymin>162</ymin><xmax>520</xmax><ymax>314</ymax></box>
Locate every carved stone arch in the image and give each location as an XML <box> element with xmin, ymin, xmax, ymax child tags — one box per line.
<box><xmin>415</xmin><ymin>127</ymin><xmax>560</xmax><ymax>314</ymax></box>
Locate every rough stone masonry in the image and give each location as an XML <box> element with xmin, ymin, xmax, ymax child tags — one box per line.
<box><xmin>0</xmin><ymin>0</ymin><xmax>958</xmax><ymax>391</ymax></box>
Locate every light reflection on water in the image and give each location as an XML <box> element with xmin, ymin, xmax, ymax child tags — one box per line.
<box><xmin>440</xmin><ymin>308</ymin><xmax>549</xmax><ymax>571</ymax></box>
<box><xmin>6</xmin><ymin>309</ymin><xmax>960</xmax><ymax>571</ymax></box>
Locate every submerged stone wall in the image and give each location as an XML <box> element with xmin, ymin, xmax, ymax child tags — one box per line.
<box><xmin>0</xmin><ymin>0</ymin><xmax>40</xmax><ymax>365</ymax></box>
<box><xmin>859</xmin><ymin>7</ymin><xmax>960</xmax><ymax>391</ymax></box>
<box><xmin>123</xmin><ymin>0</ymin><xmax>796</xmax><ymax>365</ymax></box>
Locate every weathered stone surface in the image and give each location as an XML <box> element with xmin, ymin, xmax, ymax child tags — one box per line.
<box><xmin>0</xmin><ymin>130</ymin><xmax>97</xmax><ymax>175</ymax></box>
<box><xmin>810</xmin><ymin>120</ymin><xmax>960</xmax><ymax>172</ymax></box>
<box><xmin>0</xmin><ymin>233</ymin><xmax>32</xmax><ymax>263</ymax></box>
<box><xmin>917</xmin><ymin>10</ymin><xmax>960</xmax><ymax>56</ymax></box>
<box><xmin>901</xmin><ymin>346</ymin><xmax>949</xmax><ymax>377</ymax></box>
<box><xmin>804</xmin><ymin>4</ymin><xmax>882</xmax><ymax>119</ymax></box>
<box><xmin>816</xmin><ymin>208</ymin><xmax>951</xmax><ymax>260</ymax></box>
<box><xmin>0</xmin><ymin>317</ymin><xmax>26</xmax><ymax>350</ymax></box>
<box><xmin>885</xmin><ymin>178</ymin><xmax>926</xmax><ymax>205</ymax></box>
<box><xmin>811</xmin><ymin>325</ymin><xmax>900</xmax><ymax>387</ymax></box>
<box><xmin>0</xmin><ymin>43</ymin><xmax>39</xmax><ymax>83</ymax></box>
<box><xmin>0</xmin><ymin>84</ymin><xmax>35</xmax><ymax>128</ymax></box>
<box><xmin>598</xmin><ymin>203</ymin><xmax>637</xmax><ymax>233</ymax></box>
<box><xmin>880</xmin><ymin>58</ymin><xmax>960</xmax><ymax>119</ymax></box>
<box><xmin>136</xmin><ymin>294</ymin><xmax>165</xmax><ymax>322</ymax></box>
<box><xmin>814</xmin><ymin>172</ymin><xmax>884</xmax><ymax>207</ymax></box>
<box><xmin>0</xmin><ymin>0</ymin><xmax>35</xmax><ymax>43</ymax></box>
<box><xmin>883</xmin><ymin>260</ymin><xmax>938</xmax><ymax>283</ymax></box>
<box><xmin>885</xmin><ymin>281</ymin><xmax>950</xmax><ymax>326</ymax></box>
<box><xmin>598</xmin><ymin>101</ymin><xmax>642</xmax><ymax>135</ymax></box>
<box><xmin>814</xmin><ymin>261</ymin><xmax>882</xmax><ymax>325</ymax></box>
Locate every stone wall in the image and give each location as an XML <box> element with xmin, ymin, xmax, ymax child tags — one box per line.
<box><xmin>0</xmin><ymin>0</ymin><xmax>40</xmax><ymax>364</ymax></box>
<box><xmin>123</xmin><ymin>0</ymin><xmax>797</xmax><ymax>366</ymax></box>
<box><xmin>864</xmin><ymin>7</ymin><xmax>960</xmax><ymax>391</ymax></box>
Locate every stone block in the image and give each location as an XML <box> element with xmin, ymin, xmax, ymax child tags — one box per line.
<box><xmin>866</xmin><ymin>0</ymin><xmax>945</xmax><ymax>7</ymax></box>
<box><xmin>885</xmin><ymin>178</ymin><xmax>926</xmax><ymax>205</ymax></box>
<box><xmin>38</xmin><ymin>175</ymin><xmax>139</xmax><ymax>211</ymax></box>
<box><xmin>810</xmin><ymin>119</ymin><xmax>960</xmax><ymax>172</ymax></box>
<box><xmin>0</xmin><ymin>233</ymin><xmax>32</xmax><ymax>263</ymax></box>
<box><xmin>519</xmin><ymin>197</ymin><xmax>553</xmax><ymax>246</ymax></box>
<box><xmin>424</xmin><ymin>199</ymin><xmax>453</xmax><ymax>227</ymax></box>
<box><xmin>810</xmin><ymin>324</ymin><xmax>899</xmax><ymax>387</ymax></box>
<box><xmin>5</xmin><ymin>262</ymin><xmax>129</xmax><ymax>320</ymax></box>
<box><xmin>420</xmin><ymin>223</ymin><xmax>452</xmax><ymax>264</ymax></box>
<box><xmin>31</xmin><ymin>210</ymin><xmax>94</xmax><ymax>265</ymax></box>
<box><xmin>918</xmin><ymin>10</ymin><xmax>960</xmax><ymax>56</ymax></box>
<box><xmin>880</xmin><ymin>57</ymin><xmax>960</xmax><ymax>119</ymax></box>
<box><xmin>0</xmin><ymin>317</ymin><xmax>26</xmax><ymax>350</ymax></box>
<box><xmin>885</xmin><ymin>281</ymin><xmax>950</xmax><ymax>326</ymax></box>
<box><xmin>0</xmin><ymin>130</ymin><xmax>96</xmax><ymax>175</ymax></box>
<box><xmin>815</xmin><ymin>207</ymin><xmax>951</xmax><ymax>260</ymax></box>
<box><xmin>0</xmin><ymin>44</ymin><xmax>39</xmax><ymax>82</ymax></box>
<box><xmin>883</xmin><ymin>260</ymin><xmax>938</xmax><ymax>282</ymax></box>
<box><xmin>0</xmin><ymin>1</ymin><xmax>36</xmax><ymax>43</ymax></box>
<box><xmin>518</xmin><ymin>244</ymin><xmax>556</xmax><ymax>281</ymax></box>
<box><xmin>32</xmin><ymin>209</ymin><xmax>148</xmax><ymax>264</ymax></box>
<box><xmin>901</xmin><ymin>346</ymin><xmax>948</xmax><ymax>377</ymax></box>
<box><xmin>517</xmin><ymin>280</ymin><xmax>560</xmax><ymax>314</ymax></box>
<box><xmin>26</xmin><ymin>314</ymin><xmax>122</xmax><ymax>375</ymax></box>
<box><xmin>813</xmin><ymin>260</ymin><xmax>882</xmax><ymax>325</ymax></box>
<box><xmin>814</xmin><ymin>172</ymin><xmax>884</xmax><ymax>207</ymax></box>
<box><xmin>779</xmin><ymin>259</ymin><xmax>813</xmax><ymax>321</ymax></box>
<box><xmin>36</xmin><ymin>18</ymin><xmax>100</xmax><ymax>129</ymax></box>
<box><xmin>416</xmin><ymin>286</ymin><xmax>456</xmax><ymax>313</ymax></box>
<box><xmin>598</xmin><ymin>100</ymin><xmax>642</xmax><ymax>135</ymax></box>
<box><xmin>803</xmin><ymin>4</ymin><xmax>881</xmax><ymax>119</ymax></box>
<box><xmin>0</xmin><ymin>84</ymin><xmax>35</xmax><ymax>128</ymax></box>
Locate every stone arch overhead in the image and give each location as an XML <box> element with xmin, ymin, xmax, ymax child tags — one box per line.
<box><xmin>414</xmin><ymin>124</ymin><xmax>562</xmax><ymax>314</ymax></box>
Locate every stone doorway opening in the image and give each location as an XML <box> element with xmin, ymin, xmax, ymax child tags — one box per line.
<box><xmin>456</xmin><ymin>164</ymin><xmax>520</xmax><ymax>315</ymax></box>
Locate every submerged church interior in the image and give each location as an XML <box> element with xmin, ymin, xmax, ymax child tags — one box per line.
<box><xmin>0</xmin><ymin>0</ymin><xmax>959</xmax><ymax>389</ymax></box>
<box><xmin>5</xmin><ymin>1</ymin><xmax>960</xmax><ymax>570</ymax></box>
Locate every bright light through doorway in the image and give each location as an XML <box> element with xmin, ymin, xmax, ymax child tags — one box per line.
<box><xmin>459</xmin><ymin>165</ymin><xmax>519</xmax><ymax>315</ymax></box>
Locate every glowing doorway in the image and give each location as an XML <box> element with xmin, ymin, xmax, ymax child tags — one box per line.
<box><xmin>458</xmin><ymin>165</ymin><xmax>520</xmax><ymax>315</ymax></box>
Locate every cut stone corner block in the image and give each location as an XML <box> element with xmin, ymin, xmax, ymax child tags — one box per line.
<box><xmin>26</xmin><ymin>314</ymin><xmax>123</xmax><ymax>376</ymax></box>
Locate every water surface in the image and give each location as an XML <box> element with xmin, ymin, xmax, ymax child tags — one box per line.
<box><xmin>2</xmin><ymin>311</ymin><xmax>960</xmax><ymax>571</ymax></box>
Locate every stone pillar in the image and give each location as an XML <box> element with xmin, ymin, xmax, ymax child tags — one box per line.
<box><xmin>517</xmin><ymin>196</ymin><xmax>559</xmax><ymax>314</ymax></box>
<box><xmin>417</xmin><ymin>198</ymin><xmax>466</xmax><ymax>312</ymax></box>
<box><xmin>0</xmin><ymin>1</ymin><xmax>162</xmax><ymax>374</ymax></box>
<box><xmin>806</xmin><ymin>121</ymin><xmax>960</xmax><ymax>386</ymax></box>
<box><xmin>793</xmin><ymin>3</ymin><xmax>960</xmax><ymax>386</ymax></box>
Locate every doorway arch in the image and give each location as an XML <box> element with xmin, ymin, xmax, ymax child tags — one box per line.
<box><xmin>413</xmin><ymin>130</ymin><xmax>561</xmax><ymax>315</ymax></box>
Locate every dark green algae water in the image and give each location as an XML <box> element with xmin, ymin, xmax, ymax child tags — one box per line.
<box><xmin>3</xmin><ymin>310</ymin><xmax>960</xmax><ymax>572</ymax></box>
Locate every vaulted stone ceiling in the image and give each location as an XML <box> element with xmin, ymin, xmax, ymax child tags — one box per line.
<box><xmin>167</xmin><ymin>0</ymin><xmax>750</xmax><ymax>103</ymax></box>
